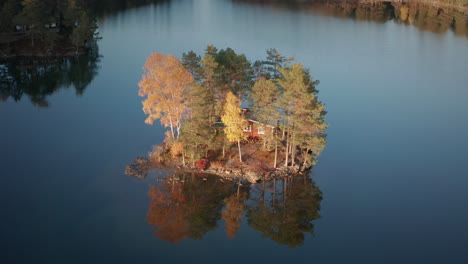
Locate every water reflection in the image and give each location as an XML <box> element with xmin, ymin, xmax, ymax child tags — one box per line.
<box><xmin>147</xmin><ymin>173</ymin><xmax>243</xmax><ymax>243</ymax></box>
<box><xmin>234</xmin><ymin>0</ymin><xmax>468</xmax><ymax>37</ymax></box>
<box><xmin>144</xmin><ymin>172</ymin><xmax>322</xmax><ymax>247</ymax></box>
<box><xmin>0</xmin><ymin>51</ymin><xmax>100</xmax><ymax>107</ymax></box>
<box><xmin>247</xmin><ymin>176</ymin><xmax>322</xmax><ymax>247</ymax></box>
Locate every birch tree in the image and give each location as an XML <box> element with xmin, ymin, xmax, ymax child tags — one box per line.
<box><xmin>138</xmin><ymin>53</ymin><xmax>193</xmax><ymax>139</ymax></box>
<box><xmin>221</xmin><ymin>91</ymin><xmax>246</xmax><ymax>163</ymax></box>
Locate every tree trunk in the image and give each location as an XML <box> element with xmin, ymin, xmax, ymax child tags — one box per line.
<box><xmin>237</xmin><ymin>140</ymin><xmax>242</xmax><ymax>163</ymax></box>
<box><xmin>169</xmin><ymin>116</ymin><xmax>175</xmax><ymax>139</ymax></box>
<box><xmin>222</xmin><ymin>140</ymin><xmax>225</xmax><ymax>158</ymax></box>
<box><xmin>301</xmin><ymin>148</ymin><xmax>309</xmax><ymax>171</ymax></box>
<box><xmin>273</xmin><ymin>135</ymin><xmax>278</xmax><ymax>168</ymax></box>
<box><xmin>291</xmin><ymin>135</ymin><xmax>296</xmax><ymax>167</ymax></box>
<box><xmin>290</xmin><ymin>119</ymin><xmax>296</xmax><ymax>166</ymax></box>
<box><xmin>284</xmin><ymin>122</ymin><xmax>290</xmax><ymax>167</ymax></box>
<box><xmin>176</xmin><ymin>123</ymin><xmax>181</xmax><ymax>139</ymax></box>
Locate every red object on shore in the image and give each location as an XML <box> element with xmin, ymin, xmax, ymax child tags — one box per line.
<box><xmin>195</xmin><ymin>159</ymin><xmax>210</xmax><ymax>170</ymax></box>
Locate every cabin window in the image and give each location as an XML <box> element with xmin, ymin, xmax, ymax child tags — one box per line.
<box><xmin>258</xmin><ymin>125</ymin><xmax>265</xmax><ymax>135</ymax></box>
<box><xmin>243</xmin><ymin>124</ymin><xmax>251</xmax><ymax>132</ymax></box>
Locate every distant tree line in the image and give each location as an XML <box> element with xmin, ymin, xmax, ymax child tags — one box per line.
<box><xmin>80</xmin><ymin>0</ymin><xmax>169</xmax><ymax>16</ymax></box>
<box><xmin>233</xmin><ymin>0</ymin><xmax>468</xmax><ymax>8</ymax></box>
<box><xmin>138</xmin><ymin>46</ymin><xmax>327</xmax><ymax>170</ymax></box>
<box><xmin>233</xmin><ymin>0</ymin><xmax>468</xmax><ymax>37</ymax></box>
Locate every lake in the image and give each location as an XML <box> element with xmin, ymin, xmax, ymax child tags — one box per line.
<box><xmin>1</xmin><ymin>0</ymin><xmax>468</xmax><ymax>263</ymax></box>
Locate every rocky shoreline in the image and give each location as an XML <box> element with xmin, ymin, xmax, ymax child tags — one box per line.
<box><xmin>125</xmin><ymin>156</ymin><xmax>310</xmax><ymax>183</ymax></box>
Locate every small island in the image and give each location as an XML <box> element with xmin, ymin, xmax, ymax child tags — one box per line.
<box><xmin>127</xmin><ymin>46</ymin><xmax>328</xmax><ymax>183</ymax></box>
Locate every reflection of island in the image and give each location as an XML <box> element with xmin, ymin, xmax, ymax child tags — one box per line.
<box><xmin>234</xmin><ymin>0</ymin><xmax>468</xmax><ymax>37</ymax></box>
<box><xmin>145</xmin><ymin>172</ymin><xmax>322</xmax><ymax>246</ymax></box>
<box><xmin>0</xmin><ymin>50</ymin><xmax>100</xmax><ymax>107</ymax></box>
<box><xmin>147</xmin><ymin>173</ymin><xmax>246</xmax><ymax>243</ymax></box>
<box><xmin>248</xmin><ymin>175</ymin><xmax>322</xmax><ymax>247</ymax></box>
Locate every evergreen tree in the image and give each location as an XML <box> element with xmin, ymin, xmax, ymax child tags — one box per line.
<box><xmin>250</xmin><ymin>77</ymin><xmax>281</xmax><ymax>167</ymax></box>
<box><xmin>182</xmin><ymin>51</ymin><xmax>202</xmax><ymax>82</ymax></box>
<box><xmin>278</xmin><ymin>63</ymin><xmax>327</xmax><ymax>167</ymax></box>
<box><xmin>14</xmin><ymin>0</ymin><xmax>50</xmax><ymax>46</ymax></box>
<box><xmin>0</xmin><ymin>0</ymin><xmax>21</xmax><ymax>32</ymax></box>
<box><xmin>263</xmin><ymin>48</ymin><xmax>294</xmax><ymax>79</ymax></box>
<box><xmin>70</xmin><ymin>10</ymin><xmax>97</xmax><ymax>53</ymax></box>
<box><xmin>215</xmin><ymin>47</ymin><xmax>253</xmax><ymax>101</ymax></box>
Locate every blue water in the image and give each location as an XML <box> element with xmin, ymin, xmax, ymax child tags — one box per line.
<box><xmin>1</xmin><ymin>0</ymin><xmax>468</xmax><ymax>263</ymax></box>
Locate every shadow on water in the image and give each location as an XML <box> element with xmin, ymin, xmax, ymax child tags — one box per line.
<box><xmin>0</xmin><ymin>50</ymin><xmax>101</xmax><ymax>107</ymax></box>
<box><xmin>131</xmin><ymin>169</ymin><xmax>322</xmax><ymax>247</ymax></box>
<box><xmin>233</xmin><ymin>0</ymin><xmax>468</xmax><ymax>37</ymax></box>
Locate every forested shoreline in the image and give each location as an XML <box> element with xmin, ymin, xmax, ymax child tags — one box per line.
<box><xmin>0</xmin><ymin>0</ymin><xmax>100</xmax><ymax>58</ymax></box>
<box><xmin>234</xmin><ymin>0</ymin><xmax>468</xmax><ymax>37</ymax></box>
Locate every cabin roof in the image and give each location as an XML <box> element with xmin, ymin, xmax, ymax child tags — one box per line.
<box><xmin>242</xmin><ymin>108</ymin><xmax>275</xmax><ymax>128</ymax></box>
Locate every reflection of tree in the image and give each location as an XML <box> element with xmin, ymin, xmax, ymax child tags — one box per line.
<box><xmin>247</xmin><ymin>176</ymin><xmax>322</xmax><ymax>247</ymax></box>
<box><xmin>147</xmin><ymin>173</ymin><xmax>244</xmax><ymax>243</ymax></box>
<box><xmin>147</xmin><ymin>179</ymin><xmax>188</xmax><ymax>243</ymax></box>
<box><xmin>143</xmin><ymin>170</ymin><xmax>322</xmax><ymax>246</ymax></box>
<box><xmin>393</xmin><ymin>2</ymin><xmax>468</xmax><ymax>37</ymax></box>
<box><xmin>222</xmin><ymin>187</ymin><xmax>248</xmax><ymax>239</ymax></box>
<box><xmin>234</xmin><ymin>0</ymin><xmax>468</xmax><ymax>37</ymax></box>
<box><xmin>0</xmin><ymin>51</ymin><xmax>100</xmax><ymax>107</ymax></box>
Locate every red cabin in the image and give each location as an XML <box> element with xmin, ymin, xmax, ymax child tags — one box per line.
<box><xmin>241</xmin><ymin>108</ymin><xmax>275</xmax><ymax>140</ymax></box>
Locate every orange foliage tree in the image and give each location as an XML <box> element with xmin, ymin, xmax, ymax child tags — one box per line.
<box><xmin>138</xmin><ymin>53</ymin><xmax>194</xmax><ymax>139</ymax></box>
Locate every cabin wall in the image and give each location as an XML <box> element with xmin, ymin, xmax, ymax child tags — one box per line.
<box><xmin>242</xmin><ymin>120</ymin><xmax>273</xmax><ymax>140</ymax></box>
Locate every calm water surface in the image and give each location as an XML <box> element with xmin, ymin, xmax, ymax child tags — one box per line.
<box><xmin>1</xmin><ymin>0</ymin><xmax>468</xmax><ymax>263</ymax></box>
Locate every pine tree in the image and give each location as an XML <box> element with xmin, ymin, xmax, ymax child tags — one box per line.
<box><xmin>0</xmin><ymin>0</ymin><xmax>21</xmax><ymax>32</ymax></box>
<box><xmin>215</xmin><ymin>47</ymin><xmax>253</xmax><ymax>101</ymax></box>
<box><xmin>182</xmin><ymin>51</ymin><xmax>202</xmax><ymax>82</ymax></box>
<box><xmin>250</xmin><ymin>77</ymin><xmax>281</xmax><ymax>167</ymax></box>
<box><xmin>14</xmin><ymin>0</ymin><xmax>50</xmax><ymax>46</ymax></box>
<box><xmin>264</xmin><ymin>48</ymin><xmax>294</xmax><ymax>79</ymax></box>
<box><xmin>278</xmin><ymin>63</ymin><xmax>313</xmax><ymax>166</ymax></box>
<box><xmin>278</xmin><ymin>63</ymin><xmax>327</xmax><ymax>168</ymax></box>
